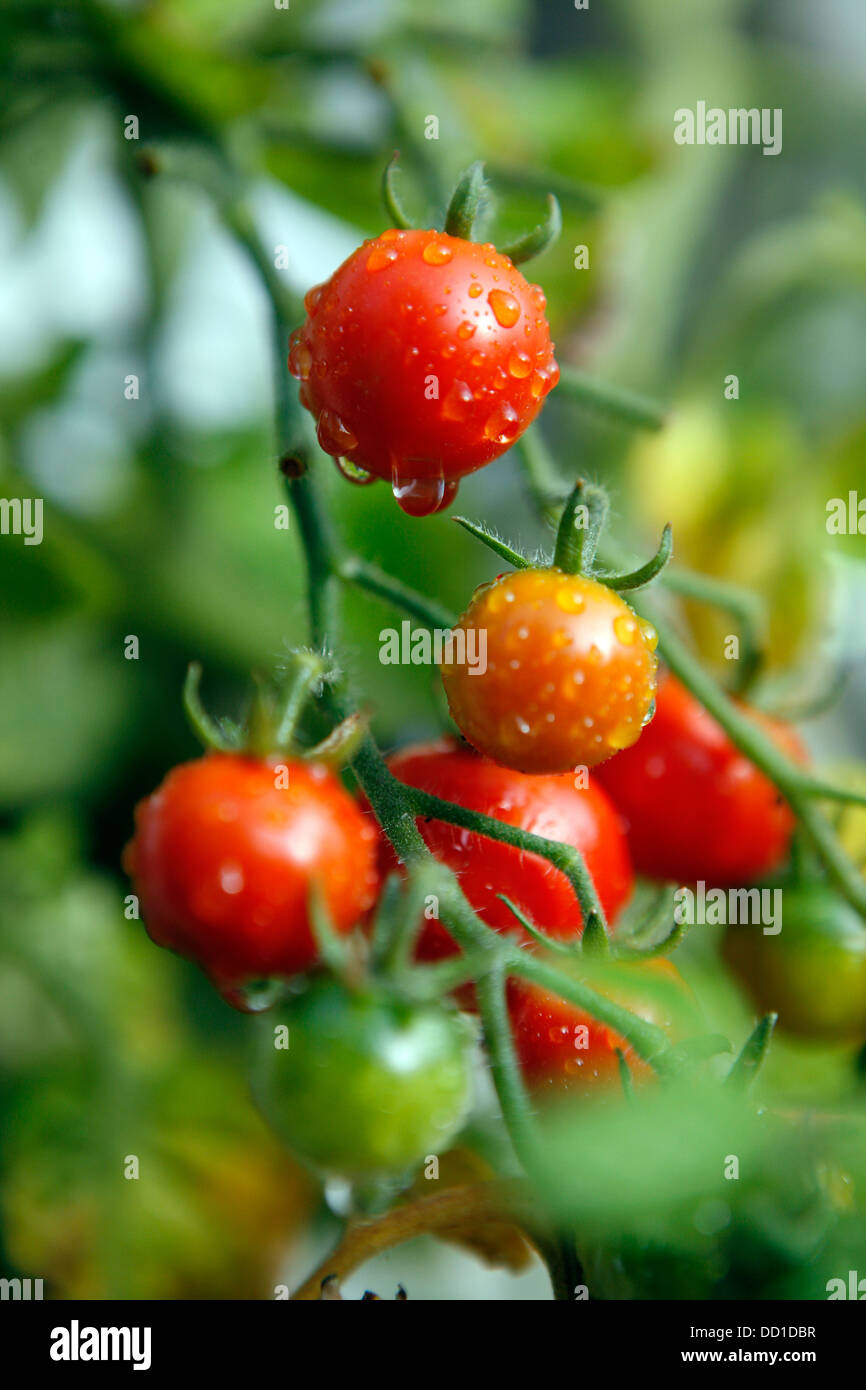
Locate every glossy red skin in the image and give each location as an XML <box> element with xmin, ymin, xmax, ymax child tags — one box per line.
<box><xmin>124</xmin><ymin>755</ymin><xmax>379</xmax><ymax>1002</ymax></box>
<box><xmin>595</xmin><ymin>674</ymin><xmax>805</xmax><ymax>885</ymax></box>
<box><xmin>289</xmin><ymin>229</ymin><xmax>558</xmax><ymax>501</ymax></box>
<box><xmin>507</xmin><ymin>958</ymin><xmax>695</xmax><ymax>1096</ymax></box>
<box><xmin>371</xmin><ymin>740</ymin><xmax>633</xmax><ymax>963</ymax></box>
<box><xmin>441</xmin><ymin>568</ymin><xmax>658</xmax><ymax>773</ymax></box>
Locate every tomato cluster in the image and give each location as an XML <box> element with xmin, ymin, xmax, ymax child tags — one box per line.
<box><xmin>124</xmin><ymin>202</ymin><xmax>854</xmax><ymax>1191</ymax></box>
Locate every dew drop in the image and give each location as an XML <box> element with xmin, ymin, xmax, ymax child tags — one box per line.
<box><xmin>483</xmin><ymin>400</ymin><xmax>520</xmax><ymax>443</ymax></box>
<box><xmin>456</xmin><ymin>320</ymin><xmax>476</xmax><ymax>339</ymax></box>
<box><xmin>468</xmin><ymin>282</ymin><xmax>483</xmax><ymax>298</ymax></box>
<box><xmin>488</xmin><ymin>288</ymin><xmax>521</xmax><ymax>328</ymax></box>
<box><xmin>508</xmin><ymin>349</ymin><xmax>532</xmax><ymax>379</ymax></box>
<box><xmin>609</xmin><ymin>720</ymin><xmax>637</xmax><ymax>751</ymax></box>
<box><xmin>303</xmin><ymin>284</ymin><xmax>324</xmax><ymax>315</ymax></box>
<box><xmin>366</xmin><ymin>245</ymin><xmax>399</xmax><ymax>272</ymax></box>
<box><xmin>555</xmin><ymin>585</ymin><xmax>585</xmax><ymax>614</ymax></box>
<box><xmin>317</xmin><ymin>410</ymin><xmax>358</xmax><ymax>456</ymax></box>
<box><xmin>334</xmin><ymin>456</ymin><xmax>377</xmax><ymax>486</ymax></box>
<box><xmin>614</xmin><ymin>615</ymin><xmax>637</xmax><ymax>646</ymax></box>
<box><xmin>442</xmin><ymin>380</ymin><xmax>474</xmax><ymax>421</ymax></box>
<box><xmin>391</xmin><ymin>467</ymin><xmax>458</xmax><ymax>517</ymax></box>
<box><xmin>380</xmin><ymin>228</ymin><xmax>400</xmax><ymax>242</ymax></box>
<box><xmin>422</xmin><ymin>240</ymin><xmax>453</xmax><ymax>265</ymax></box>
<box><xmin>639</xmin><ymin>618</ymin><xmax>659</xmax><ymax>652</ymax></box>
<box><xmin>470</xmin><ymin>351</ymin><xmax>486</xmax><ymax>368</ymax></box>
<box><xmin>288</xmin><ymin>333</ymin><xmax>312</xmax><ymax>381</ymax></box>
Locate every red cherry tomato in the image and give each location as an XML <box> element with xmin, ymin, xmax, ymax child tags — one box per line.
<box><xmin>369</xmin><ymin>739</ymin><xmax>633</xmax><ymax>964</ymax></box>
<box><xmin>441</xmin><ymin>568</ymin><xmax>659</xmax><ymax>773</ymax></box>
<box><xmin>508</xmin><ymin>956</ymin><xmax>698</xmax><ymax>1096</ymax></box>
<box><xmin>595</xmin><ymin>673</ymin><xmax>805</xmax><ymax>884</ymax></box>
<box><xmin>124</xmin><ymin>755</ymin><xmax>379</xmax><ymax>1006</ymax></box>
<box><xmin>289</xmin><ymin>229</ymin><xmax>558</xmax><ymax>516</ymax></box>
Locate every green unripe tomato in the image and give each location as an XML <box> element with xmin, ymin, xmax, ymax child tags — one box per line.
<box><xmin>255</xmin><ymin>976</ymin><xmax>474</xmax><ymax>1177</ymax></box>
<box><xmin>724</xmin><ymin>884</ymin><xmax>866</xmax><ymax>1042</ymax></box>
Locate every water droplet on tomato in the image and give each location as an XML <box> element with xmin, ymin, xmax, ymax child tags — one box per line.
<box><xmin>456</xmin><ymin>321</ymin><xmax>476</xmax><ymax>339</ymax></box>
<box><xmin>366</xmin><ymin>245</ymin><xmax>398</xmax><ymax>271</ymax></box>
<box><xmin>422</xmin><ymin>240</ymin><xmax>453</xmax><ymax>265</ymax></box>
<box><xmin>609</xmin><ymin>720</ymin><xmax>637</xmax><ymax>751</ymax></box>
<box><xmin>317</xmin><ymin>409</ymin><xmax>358</xmax><ymax>455</ymax></box>
<box><xmin>638</xmin><ymin>618</ymin><xmax>659</xmax><ymax>652</ymax></box>
<box><xmin>508</xmin><ymin>349</ymin><xmax>532</xmax><ymax>378</ymax></box>
<box><xmin>303</xmin><ymin>283</ymin><xmax>324</xmax><ymax>314</ymax></box>
<box><xmin>334</xmin><ymin>457</ymin><xmax>376</xmax><ymax>486</ymax></box>
<box><xmin>614</xmin><ymin>615</ymin><xmax>637</xmax><ymax>646</ymax></box>
<box><xmin>483</xmin><ymin>400</ymin><xmax>520</xmax><ymax>443</ymax></box>
<box><xmin>391</xmin><ymin>466</ymin><xmax>458</xmax><ymax>516</ymax></box>
<box><xmin>555</xmin><ymin>585</ymin><xmax>585</xmax><ymax>613</ymax></box>
<box><xmin>468</xmin><ymin>282</ymin><xmax>483</xmax><ymax>298</ymax></box>
<box><xmin>288</xmin><ymin>332</ymin><xmax>312</xmax><ymax>381</ymax></box>
<box><xmin>442</xmin><ymin>380</ymin><xmax>474</xmax><ymax>421</ymax></box>
<box><xmin>488</xmin><ymin>289</ymin><xmax>521</xmax><ymax>327</ymax></box>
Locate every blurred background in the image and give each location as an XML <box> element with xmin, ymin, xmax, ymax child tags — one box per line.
<box><xmin>1</xmin><ymin>0</ymin><xmax>865</xmax><ymax>1298</ymax></box>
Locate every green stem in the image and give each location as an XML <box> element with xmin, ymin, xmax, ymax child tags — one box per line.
<box><xmin>505</xmin><ymin>949</ymin><xmax>680</xmax><ymax>1078</ymax></box>
<box><xmin>408</xmin><ymin>786</ymin><xmax>608</xmax><ymax>933</ymax></box>
<box><xmin>339</xmin><ymin>556</ymin><xmax>457</xmax><ymax>629</ymax></box>
<box><xmin>452</xmin><ymin>517</ymin><xmax>532</xmax><ymax>570</ymax></box>
<box><xmin>557</xmin><ymin>366</ymin><xmax>668</xmax><ymax>432</ymax></box>
<box><xmin>640</xmin><ymin>611</ymin><xmax>866</xmax><ymax>917</ymax></box>
<box><xmin>553</xmin><ymin>480</ymin><xmax>609</xmax><ymax>574</ymax></box>
<box><xmin>474</xmin><ymin>964</ymin><xmax>544</xmax><ymax>1173</ymax></box>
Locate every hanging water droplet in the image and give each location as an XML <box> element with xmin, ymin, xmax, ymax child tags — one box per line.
<box><xmin>391</xmin><ymin>467</ymin><xmax>458</xmax><ymax>517</ymax></box>
<box><xmin>220</xmin><ymin>977</ymin><xmax>285</xmax><ymax>1014</ymax></box>
<box><xmin>334</xmin><ymin>456</ymin><xmax>377</xmax><ymax>486</ymax></box>
<box><xmin>488</xmin><ymin>289</ymin><xmax>521</xmax><ymax>327</ymax></box>
<box><xmin>317</xmin><ymin>409</ymin><xmax>358</xmax><ymax>456</ymax></box>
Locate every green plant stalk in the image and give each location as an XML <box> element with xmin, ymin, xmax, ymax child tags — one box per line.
<box><xmin>505</xmin><ymin>948</ymin><xmax>681</xmax><ymax>1077</ymax></box>
<box><xmin>642</xmin><ymin>615</ymin><xmax>866</xmax><ymax>917</ymax></box>
<box><xmin>553</xmin><ymin>480</ymin><xmax>609</xmax><ymax>573</ymax></box>
<box><xmin>409</xmin><ymin>787</ymin><xmax>608</xmax><ymax>933</ymax></box>
<box><xmin>339</xmin><ymin>556</ymin><xmax>457</xmax><ymax>629</ymax></box>
<box><xmin>557</xmin><ymin>366</ymin><xmax>667</xmax><ymax>432</ymax></box>
<box><xmin>474</xmin><ymin>964</ymin><xmax>545</xmax><ymax>1174</ymax></box>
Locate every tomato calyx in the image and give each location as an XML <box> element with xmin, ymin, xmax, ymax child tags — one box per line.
<box><xmin>182</xmin><ymin>650</ymin><xmax>367</xmax><ymax>767</ymax></box>
<box><xmin>454</xmin><ymin>476</ymin><xmax>672</xmax><ymax>592</ymax></box>
<box><xmin>381</xmin><ymin>152</ymin><xmax>562</xmax><ymax>264</ymax></box>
